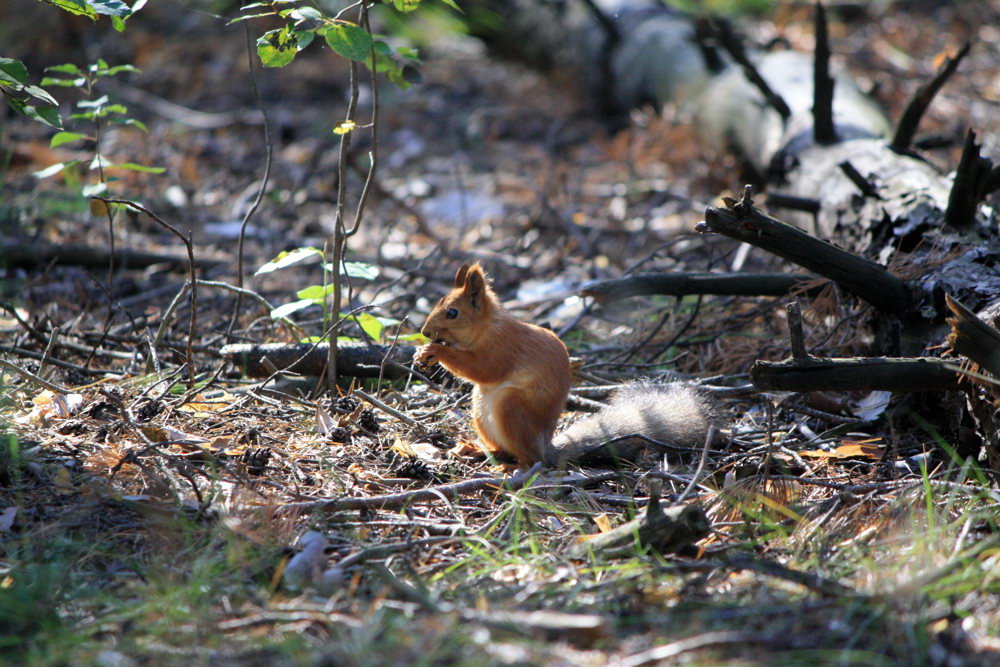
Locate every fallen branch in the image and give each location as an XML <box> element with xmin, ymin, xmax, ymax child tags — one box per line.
<box><xmin>811</xmin><ymin>2</ymin><xmax>836</xmax><ymax>145</ymax></box>
<box><xmin>0</xmin><ymin>239</ymin><xmax>223</xmax><ymax>270</ymax></box>
<box><xmin>697</xmin><ymin>186</ymin><xmax>916</xmax><ymax>316</ymax></box>
<box><xmin>945</xmin><ymin>294</ymin><xmax>1000</xmax><ymax>378</ymax></box>
<box><xmin>750</xmin><ymin>356</ymin><xmax>960</xmax><ymax>392</ymax></box>
<box><xmin>945</xmin><ymin>129</ymin><xmax>995</xmax><ymax>230</ymax></box>
<box><xmin>890</xmin><ymin>42</ymin><xmax>971</xmax><ymax>154</ymax></box>
<box><xmin>582</xmin><ymin>272</ymin><xmax>817</xmax><ymax>302</ymax></box>
<box><xmin>566</xmin><ymin>480</ymin><xmax>709</xmax><ymax>558</ymax></box>
<box><xmin>221</xmin><ymin>341</ymin><xmax>417</xmax><ymax>379</ymax></box>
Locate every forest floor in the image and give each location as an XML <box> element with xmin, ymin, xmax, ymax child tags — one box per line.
<box><xmin>2</xmin><ymin>1</ymin><xmax>1000</xmax><ymax>664</ymax></box>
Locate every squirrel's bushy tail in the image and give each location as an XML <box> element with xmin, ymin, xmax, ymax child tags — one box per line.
<box><xmin>552</xmin><ymin>383</ymin><xmax>720</xmax><ymax>465</ymax></box>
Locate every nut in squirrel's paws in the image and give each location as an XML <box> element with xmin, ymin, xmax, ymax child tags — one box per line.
<box><xmin>414</xmin><ymin>343</ymin><xmax>441</xmax><ymax>368</ymax></box>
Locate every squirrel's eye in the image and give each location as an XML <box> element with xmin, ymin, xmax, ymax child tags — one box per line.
<box><xmin>445</xmin><ymin>307</ymin><xmax>459</xmax><ymax>320</ymax></box>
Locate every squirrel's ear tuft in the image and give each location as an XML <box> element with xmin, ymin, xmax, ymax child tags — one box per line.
<box><xmin>464</xmin><ymin>263</ymin><xmax>486</xmax><ymax>308</ymax></box>
<box><xmin>454</xmin><ymin>263</ymin><xmax>471</xmax><ymax>287</ymax></box>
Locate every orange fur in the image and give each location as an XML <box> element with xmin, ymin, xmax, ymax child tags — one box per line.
<box><xmin>417</xmin><ymin>263</ymin><xmax>571</xmax><ymax>465</ymax></box>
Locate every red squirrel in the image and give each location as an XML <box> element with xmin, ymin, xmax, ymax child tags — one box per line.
<box><xmin>416</xmin><ymin>262</ymin><xmax>571</xmax><ymax>465</ymax></box>
<box><xmin>416</xmin><ymin>263</ymin><xmax>719</xmax><ymax>466</ymax></box>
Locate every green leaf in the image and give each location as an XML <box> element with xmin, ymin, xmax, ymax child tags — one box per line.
<box><xmin>41</xmin><ymin>77</ymin><xmax>86</xmax><ymax>87</ymax></box>
<box><xmin>82</xmin><ymin>181</ymin><xmax>108</xmax><ymax>197</ymax></box>
<box><xmin>227</xmin><ymin>12</ymin><xmax>275</xmax><ymax>24</ymax></box>
<box><xmin>46</xmin><ymin>63</ymin><xmax>83</xmax><ymax>75</ymax></box>
<box><xmin>42</xmin><ymin>0</ymin><xmax>98</xmax><ymax>19</ymax></box>
<box><xmin>396</xmin><ymin>46</ymin><xmax>420</xmax><ymax>60</ymax></box>
<box><xmin>113</xmin><ymin>117</ymin><xmax>148</xmax><ymax>132</ymax></box>
<box><xmin>50</xmin><ymin>131</ymin><xmax>88</xmax><ymax>147</ymax></box>
<box><xmin>69</xmin><ymin>112</ymin><xmax>97</xmax><ymax>121</ymax></box>
<box><xmin>22</xmin><ymin>84</ymin><xmax>59</xmax><ymax>106</ymax></box>
<box><xmin>354</xmin><ymin>312</ymin><xmax>384</xmax><ymax>341</ymax></box>
<box><xmin>290</xmin><ymin>6</ymin><xmax>321</xmax><ymax>20</ymax></box>
<box><xmin>110</xmin><ymin>15</ymin><xmax>126</xmax><ymax>31</ymax></box>
<box><xmin>86</xmin><ymin>0</ymin><xmax>133</xmax><ymax>18</ymax></box>
<box><xmin>34</xmin><ymin>160</ymin><xmax>78</xmax><ymax>178</ymax></box>
<box><xmin>7</xmin><ymin>99</ymin><xmax>63</xmax><ymax>129</ymax></box>
<box><xmin>437</xmin><ymin>0</ymin><xmax>462</xmax><ymax>12</ymax></box>
<box><xmin>324</xmin><ymin>22</ymin><xmax>372</xmax><ymax>62</ymax></box>
<box><xmin>256</xmin><ymin>26</ymin><xmax>300</xmax><ymax>68</ymax></box>
<box><xmin>344</xmin><ymin>261</ymin><xmax>379</xmax><ymax>280</ymax></box>
<box><xmin>88</xmin><ymin>154</ymin><xmax>110</xmax><ymax>170</ymax></box>
<box><xmin>270</xmin><ymin>299</ymin><xmax>315</xmax><ymax>319</ymax></box>
<box><xmin>0</xmin><ymin>58</ymin><xmax>28</xmax><ymax>84</ymax></box>
<box><xmin>296</xmin><ymin>284</ymin><xmax>334</xmax><ymax>302</ymax></box>
<box><xmin>388</xmin><ymin>0</ymin><xmax>421</xmax><ymax>12</ymax></box>
<box><xmin>294</xmin><ymin>29</ymin><xmax>315</xmax><ymax>50</ymax></box>
<box><xmin>255</xmin><ymin>247</ymin><xmax>323</xmax><ymax>275</ymax></box>
<box><xmin>78</xmin><ymin>95</ymin><xmax>109</xmax><ymax>108</ymax></box>
<box><xmin>113</xmin><ymin>162</ymin><xmax>166</xmax><ymax>174</ymax></box>
<box><xmin>320</xmin><ymin>261</ymin><xmax>380</xmax><ymax>280</ymax></box>
<box><xmin>101</xmin><ymin>103</ymin><xmax>128</xmax><ymax>115</ymax></box>
<box><xmin>98</xmin><ymin>64</ymin><xmax>140</xmax><ymax>76</ymax></box>
<box><xmin>396</xmin><ymin>332</ymin><xmax>429</xmax><ymax>343</ymax></box>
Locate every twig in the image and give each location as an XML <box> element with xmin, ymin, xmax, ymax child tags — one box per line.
<box><xmin>611</xmin><ymin>631</ymin><xmax>769</xmax><ymax>667</ymax></box>
<box><xmin>708</xmin><ymin>19</ymin><xmax>791</xmax><ymax>120</ymax></box>
<box><xmin>95</xmin><ymin>198</ymin><xmax>198</xmax><ymax>389</ymax></box>
<box><xmin>0</xmin><ymin>345</ymin><xmax>118</xmax><ymax>377</ymax></box>
<box><xmin>325</xmin><ymin>3</ymin><xmax>380</xmax><ymax>390</ymax></box>
<box><xmin>945</xmin><ymin>129</ymin><xmax>993</xmax><ymax>230</ymax></box>
<box><xmin>891</xmin><ymin>42</ymin><xmax>971</xmax><ymax>154</ymax></box>
<box><xmin>786</xmin><ymin>300</ymin><xmax>810</xmax><ymax>363</ymax></box>
<box><xmin>675</xmin><ymin>423</ymin><xmax>717</xmax><ymax>504</ymax></box>
<box><xmin>355</xmin><ymin>389</ymin><xmax>418</xmax><ymax>427</ymax></box>
<box><xmin>812</xmin><ymin>2</ymin><xmax>837</xmax><ymax>145</ymax></box>
<box><xmin>838</xmin><ymin>161</ymin><xmax>880</xmax><ymax>199</ymax></box>
<box><xmin>0</xmin><ymin>358</ymin><xmax>71</xmax><ymax>394</ymax></box>
<box><xmin>229</xmin><ymin>23</ymin><xmax>274</xmax><ymax>340</ymax></box>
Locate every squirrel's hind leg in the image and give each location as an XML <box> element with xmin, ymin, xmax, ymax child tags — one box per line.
<box><xmin>491</xmin><ymin>389</ymin><xmax>557</xmax><ymax>466</ymax></box>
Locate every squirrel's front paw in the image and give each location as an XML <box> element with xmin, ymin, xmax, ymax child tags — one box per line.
<box><xmin>414</xmin><ymin>343</ymin><xmax>440</xmax><ymax>368</ymax></box>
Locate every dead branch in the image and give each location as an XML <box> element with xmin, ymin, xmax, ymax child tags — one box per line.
<box><xmin>582</xmin><ymin>272</ymin><xmax>817</xmax><ymax>302</ymax></box>
<box><xmin>945</xmin><ymin>129</ymin><xmax>995</xmax><ymax>230</ymax></box>
<box><xmin>0</xmin><ymin>239</ymin><xmax>222</xmax><ymax>270</ymax></box>
<box><xmin>890</xmin><ymin>42</ymin><xmax>971</xmax><ymax>154</ymax></box>
<box><xmin>566</xmin><ymin>480</ymin><xmax>710</xmax><ymax>558</ymax></box>
<box><xmin>708</xmin><ymin>18</ymin><xmax>791</xmax><ymax>120</ymax></box>
<box><xmin>697</xmin><ymin>188</ymin><xmax>916</xmax><ymax>316</ymax></box>
<box><xmin>750</xmin><ymin>356</ymin><xmax>960</xmax><ymax>392</ymax></box>
<box><xmin>946</xmin><ymin>294</ymin><xmax>1000</xmax><ymax>378</ymax></box>
<box><xmin>221</xmin><ymin>341</ymin><xmax>417</xmax><ymax>379</ymax></box>
<box><xmin>812</xmin><ymin>3</ymin><xmax>836</xmax><ymax>145</ymax></box>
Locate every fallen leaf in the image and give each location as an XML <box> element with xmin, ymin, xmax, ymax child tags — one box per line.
<box><xmin>315</xmin><ymin>402</ymin><xmax>336</xmax><ymax>436</ymax></box>
<box><xmin>179</xmin><ymin>391</ymin><xmax>237</xmax><ymax>414</ymax></box>
<box><xmin>800</xmin><ymin>440</ymin><xmax>883</xmax><ymax>459</ymax></box>
<box><xmin>52</xmin><ymin>466</ymin><xmax>76</xmax><ymax>494</ymax></box>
